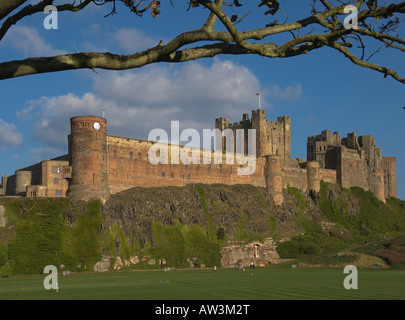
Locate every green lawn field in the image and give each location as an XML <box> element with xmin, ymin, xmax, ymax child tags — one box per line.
<box><xmin>0</xmin><ymin>268</ymin><xmax>404</xmax><ymax>300</ymax></box>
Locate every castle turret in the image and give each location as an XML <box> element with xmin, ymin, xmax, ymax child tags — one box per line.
<box><xmin>215</xmin><ymin>117</ymin><xmax>229</xmax><ymax>153</ymax></box>
<box><xmin>67</xmin><ymin>116</ymin><xmax>110</xmax><ymax>203</ymax></box>
<box><xmin>15</xmin><ymin>170</ymin><xmax>32</xmax><ymax>196</ymax></box>
<box><xmin>276</xmin><ymin>115</ymin><xmax>291</xmax><ymax>163</ymax></box>
<box><xmin>265</xmin><ymin>155</ymin><xmax>283</xmax><ymax>206</ymax></box>
<box><xmin>383</xmin><ymin>157</ymin><xmax>397</xmax><ymax>199</ymax></box>
<box><xmin>0</xmin><ymin>175</ymin><xmax>7</xmax><ymax>196</ymax></box>
<box><xmin>252</xmin><ymin>109</ymin><xmax>267</xmax><ymax>157</ymax></box>
<box><xmin>307</xmin><ymin>161</ymin><xmax>320</xmax><ymax>193</ymax></box>
<box><xmin>373</xmin><ymin>168</ymin><xmax>386</xmax><ymax>203</ymax></box>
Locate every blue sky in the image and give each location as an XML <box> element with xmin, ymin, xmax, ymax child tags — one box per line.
<box><xmin>0</xmin><ymin>1</ymin><xmax>404</xmax><ymax>199</ymax></box>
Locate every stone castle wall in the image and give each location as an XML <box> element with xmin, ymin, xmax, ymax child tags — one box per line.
<box><xmin>0</xmin><ymin>110</ymin><xmax>397</xmax><ymax>205</ymax></box>
<box><xmin>308</xmin><ymin>129</ymin><xmax>397</xmax><ymax>202</ymax></box>
<box><xmin>106</xmin><ymin>135</ymin><xmax>266</xmax><ymax>195</ymax></box>
<box><xmin>0</xmin><ymin>158</ymin><xmax>70</xmax><ymax>198</ymax></box>
<box><xmin>216</xmin><ymin>109</ymin><xmax>291</xmax><ymax>164</ymax></box>
<box><xmin>67</xmin><ymin>116</ymin><xmax>110</xmax><ymax>202</ymax></box>
<box><xmin>383</xmin><ymin>157</ymin><xmax>397</xmax><ymax>199</ymax></box>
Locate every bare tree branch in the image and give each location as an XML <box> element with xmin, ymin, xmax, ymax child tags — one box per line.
<box><xmin>0</xmin><ymin>0</ymin><xmax>28</xmax><ymax>20</ymax></box>
<box><xmin>0</xmin><ymin>0</ymin><xmax>404</xmax><ymax>85</ymax></box>
<box><xmin>0</xmin><ymin>0</ymin><xmax>93</xmax><ymax>42</ymax></box>
<box><xmin>322</xmin><ymin>38</ymin><xmax>405</xmax><ymax>84</ymax></box>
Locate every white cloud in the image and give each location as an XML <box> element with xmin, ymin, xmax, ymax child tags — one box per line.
<box><xmin>0</xmin><ymin>119</ymin><xmax>23</xmax><ymax>149</ymax></box>
<box><xmin>22</xmin><ymin>93</ymin><xmax>112</xmax><ymax>148</ymax></box>
<box><xmin>18</xmin><ymin>59</ymin><xmax>271</xmax><ymax>151</ymax></box>
<box><xmin>1</xmin><ymin>25</ymin><xmax>66</xmax><ymax>57</ymax></box>
<box><xmin>265</xmin><ymin>83</ymin><xmax>302</xmax><ymax>101</ymax></box>
<box><xmin>74</xmin><ymin>25</ymin><xmax>163</xmax><ymax>53</ymax></box>
<box><xmin>92</xmin><ymin>59</ymin><xmax>264</xmax><ymax>119</ymax></box>
<box><xmin>112</xmin><ymin>28</ymin><xmax>161</xmax><ymax>53</ymax></box>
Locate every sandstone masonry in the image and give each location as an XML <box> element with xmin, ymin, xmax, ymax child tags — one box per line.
<box><xmin>0</xmin><ymin>109</ymin><xmax>397</xmax><ymax>204</ymax></box>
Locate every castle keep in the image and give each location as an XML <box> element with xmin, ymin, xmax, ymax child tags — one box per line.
<box><xmin>0</xmin><ymin>109</ymin><xmax>397</xmax><ymax>205</ymax></box>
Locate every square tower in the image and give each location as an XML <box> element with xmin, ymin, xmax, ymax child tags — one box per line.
<box><xmin>215</xmin><ymin>109</ymin><xmax>291</xmax><ymax>164</ymax></box>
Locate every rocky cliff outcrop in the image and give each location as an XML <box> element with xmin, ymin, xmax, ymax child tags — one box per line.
<box><xmin>99</xmin><ymin>183</ymin><xmax>335</xmax><ymax>269</ymax></box>
<box><xmin>2</xmin><ymin>183</ymin><xmax>404</xmax><ymax>274</ymax></box>
<box><xmin>101</xmin><ymin>184</ymin><xmax>325</xmax><ymax>247</ymax></box>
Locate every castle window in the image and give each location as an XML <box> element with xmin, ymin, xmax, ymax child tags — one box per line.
<box><xmin>171</xmin><ymin>172</ymin><xmax>174</xmax><ymax>178</ymax></box>
<box><xmin>55</xmin><ymin>190</ymin><xmax>63</xmax><ymax>196</ymax></box>
<box><xmin>85</xmin><ymin>122</ymin><xmax>89</xmax><ymax>128</ymax></box>
<box><xmin>272</xmin><ymin>159</ymin><xmax>277</xmax><ymax>164</ymax></box>
<box><xmin>113</xmin><ymin>150</ymin><xmax>117</xmax><ymax>158</ymax></box>
<box><xmin>162</xmin><ymin>171</ymin><xmax>165</xmax><ymax>177</ymax></box>
<box><xmin>188</xmin><ymin>174</ymin><xmax>191</xmax><ymax>180</ymax></box>
<box><xmin>130</xmin><ymin>152</ymin><xmax>133</xmax><ymax>159</ymax></box>
<box><xmin>79</xmin><ymin>122</ymin><xmax>84</xmax><ymax>128</ymax></box>
<box><xmin>53</xmin><ymin>178</ymin><xmax>59</xmax><ymax>185</ymax></box>
<box><xmin>52</xmin><ymin>167</ymin><xmax>60</xmax><ymax>174</ymax></box>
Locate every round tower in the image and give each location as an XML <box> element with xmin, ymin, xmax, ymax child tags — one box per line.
<box><xmin>307</xmin><ymin>161</ymin><xmax>320</xmax><ymax>193</ymax></box>
<box><xmin>15</xmin><ymin>170</ymin><xmax>32</xmax><ymax>196</ymax></box>
<box><xmin>265</xmin><ymin>155</ymin><xmax>283</xmax><ymax>206</ymax></box>
<box><xmin>67</xmin><ymin>116</ymin><xmax>110</xmax><ymax>203</ymax></box>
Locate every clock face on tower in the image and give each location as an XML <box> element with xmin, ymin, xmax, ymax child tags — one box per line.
<box><xmin>93</xmin><ymin>122</ymin><xmax>101</xmax><ymax>130</ymax></box>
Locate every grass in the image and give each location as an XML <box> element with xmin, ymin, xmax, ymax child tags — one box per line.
<box><xmin>1</xmin><ymin>267</ymin><xmax>404</xmax><ymax>300</ymax></box>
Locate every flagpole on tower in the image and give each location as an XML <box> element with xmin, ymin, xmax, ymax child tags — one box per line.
<box><xmin>256</xmin><ymin>92</ymin><xmax>261</xmax><ymax>109</ymax></box>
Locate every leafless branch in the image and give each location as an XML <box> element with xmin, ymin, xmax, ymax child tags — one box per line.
<box><xmin>0</xmin><ymin>0</ymin><xmax>404</xmax><ymax>85</ymax></box>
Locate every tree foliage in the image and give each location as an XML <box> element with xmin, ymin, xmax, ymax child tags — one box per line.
<box><xmin>0</xmin><ymin>0</ymin><xmax>404</xmax><ymax>83</ymax></box>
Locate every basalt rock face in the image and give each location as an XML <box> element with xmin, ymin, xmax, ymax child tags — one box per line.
<box><xmin>101</xmin><ymin>183</ymin><xmax>325</xmax><ymax>247</ymax></box>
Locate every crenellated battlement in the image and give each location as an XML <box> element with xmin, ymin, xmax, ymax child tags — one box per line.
<box><xmin>307</xmin><ymin>128</ymin><xmax>396</xmax><ymax>200</ymax></box>
<box><xmin>216</xmin><ymin>109</ymin><xmax>291</xmax><ymax>163</ymax></box>
<box><xmin>0</xmin><ymin>109</ymin><xmax>396</xmax><ymax>206</ymax></box>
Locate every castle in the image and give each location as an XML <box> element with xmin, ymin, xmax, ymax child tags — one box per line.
<box><xmin>0</xmin><ymin>109</ymin><xmax>397</xmax><ymax>205</ymax></box>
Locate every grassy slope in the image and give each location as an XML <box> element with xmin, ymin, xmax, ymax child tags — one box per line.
<box><xmin>0</xmin><ymin>182</ymin><xmax>405</xmax><ymax>275</ymax></box>
<box><xmin>276</xmin><ymin>183</ymin><xmax>405</xmax><ymax>268</ymax></box>
<box><xmin>0</xmin><ymin>198</ymin><xmax>103</xmax><ymax>274</ymax></box>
